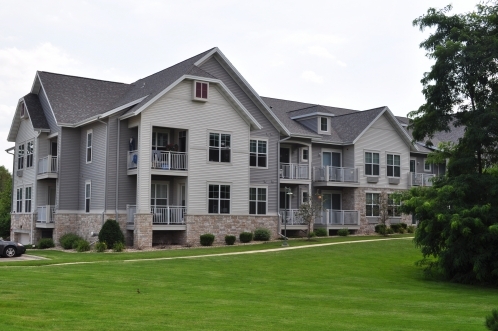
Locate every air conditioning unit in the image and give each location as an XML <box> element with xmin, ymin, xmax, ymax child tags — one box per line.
<box><xmin>16</xmin><ymin>170</ymin><xmax>23</xmax><ymax>177</ymax></box>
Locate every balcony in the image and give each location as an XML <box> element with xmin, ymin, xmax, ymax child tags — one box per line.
<box><xmin>280</xmin><ymin>209</ymin><xmax>307</xmax><ymax>226</ymax></box>
<box><xmin>313</xmin><ymin>166</ymin><xmax>359</xmax><ymax>187</ymax></box>
<box><xmin>37</xmin><ymin>156</ymin><xmax>58</xmax><ymax>179</ymax></box>
<box><xmin>126</xmin><ymin>205</ymin><xmax>186</xmax><ymax>230</ymax></box>
<box><xmin>280</xmin><ymin>163</ymin><xmax>310</xmax><ymax>182</ymax></box>
<box><xmin>409</xmin><ymin>173</ymin><xmax>435</xmax><ymax>187</ymax></box>
<box><xmin>36</xmin><ymin>205</ymin><xmax>55</xmax><ymax>228</ymax></box>
<box><xmin>315</xmin><ymin>210</ymin><xmax>360</xmax><ymax>228</ymax></box>
<box><xmin>127</xmin><ymin>151</ymin><xmax>189</xmax><ymax>175</ymax></box>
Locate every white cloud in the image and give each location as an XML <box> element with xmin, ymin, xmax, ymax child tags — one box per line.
<box><xmin>301</xmin><ymin>70</ymin><xmax>324</xmax><ymax>84</ymax></box>
<box><xmin>307</xmin><ymin>46</ymin><xmax>336</xmax><ymax>60</ymax></box>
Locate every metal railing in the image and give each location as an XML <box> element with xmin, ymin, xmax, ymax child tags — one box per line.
<box><xmin>313</xmin><ymin>166</ymin><xmax>358</xmax><ymax>183</ymax></box>
<box><xmin>280</xmin><ymin>163</ymin><xmax>309</xmax><ymax>180</ymax></box>
<box><xmin>316</xmin><ymin>210</ymin><xmax>359</xmax><ymax>226</ymax></box>
<box><xmin>128</xmin><ymin>151</ymin><xmax>138</xmax><ymax>169</ymax></box>
<box><xmin>38</xmin><ymin>156</ymin><xmax>58</xmax><ymax>174</ymax></box>
<box><xmin>37</xmin><ymin>205</ymin><xmax>55</xmax><ymax>223</ymax></box>
<box><xmin>151</xmin><ymin>151</ymin><xmax>188</xmax><ymax>170</ymax></box>
<box><xmin>151</xmin><ymin>205</ymin><xmax>186</xmax><ymax>225</ymax></box>
<box><xmin>279</xmin><ymin>209</ymin><xmax>307</xmax><ymax>225</ymax></box>
<box><xmin>409</xmin><ymin>172</ymin><xmax>435</xmax><ymax>187</ymax></box>
<box><xmin>127</xmin><ymin>205</ymin><xmax>136</xmax><ymax>224</ymax></box>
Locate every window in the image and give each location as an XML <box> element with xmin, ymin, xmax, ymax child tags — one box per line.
<box><xmin>301</xmin><ymin>148</ymin><xmax>309</xmax><ymax>162</ymax></box>
<box><xmin>85</xmin><ymin>182</ymin><xmax>91</xmax><ymax>213</ymax></box>
<box><xmin>17</xmin><ymin>144</ymin><xmax>24</xmax><ymax>170</ymax></box>
<box><xmin>208</xmin><ymin>184</ymin><xmax>230</xmax><ymax>214</ymax></box>
<box><xmin>16</xmin><ymin>188</ymin><xmax>22</xmax><ymax>213</ymax></box>
<box><xmin>366</xmin><ymin>193</ymin><xmax>380</xmax><ymax>217</ymax></box>
<box><xmin>301</xmin><ymin>190</ymin><xmax>309</xmax><ymax>203</ymax></box>
<box><xmin>388</xmin><ymin>194</ymin><xmax>401</xmax><ymax>217</ymax></box>
<box><xmin>26</xmin><ymin>141</ymin><xmax>33</xmax><ymax>168</ymax></box>
<box><xmin>250</xmin><ymin>139</ymin><xmax>267</xmax><ymax>167</ymax></box>
<box><xmin>249</xmin><ymin>187</ymin><xmax>267</xmax><ymax>215</ymax></box>
<box><xmin>387</xmin><ymin>154</ymin><xmax>401</xmax><ymax>177</ymax></box>
<box><xmin>86</xmin><ymin>130</ymin><xmax>93</xmax><ymax>163</ymax></box>
<box><xmin>193</xmin><ymin>81</ymin><xmax>208</xmax><ymax>101</ymax></box>
<box><xmin>365</xmin><ymin>152</ymin><xmax>379</xmax><ymax>176</ymax></box>
<box><xmin>209</xmin><ymin>133</ymin><xmax>231</xmax><ymax>163</ymax></box>
<box><xmin>151</xmin><ymin>183</ymin><xmax>168</xmax><ymax>207</ymax></box>
<box><xmin>424</xmin><ymin>160</ymin><xmax>431</xmax><ymax>172</ymax></box>
<box><xmin>320</xmin><ymin>117</ymin><xmax>328</xmax><ymax>132</ymax></box>
<box><xmin>20</xmin><ymin>102</ymin><xmax>26</xmax><ymax>118</ymax></box>
<box><xmin>25</xmin><ymin>187</ymin><xmax>32</xmax><ymax>213</ymax></box>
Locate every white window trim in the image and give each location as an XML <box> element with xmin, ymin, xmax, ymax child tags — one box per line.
<box><xmin>318</xmin><ymin>116</ymin><xmax>330</xmax><ymax>134</ymax></box>
<box><xmin>250</xmin><ymin>138</ymin><xmax>268</xmax><ymax>169</ymax></box>
<box><xmin>151</xmin><ymin>181</ymin><xmax>170</xmax><ymax>207</ymax></box>
<box><xmin>26</xmin><ymin>141</ymin><xmax>34</xmax><ymax>168</ymax></box>
<box><xmin>17</xmin><ymin>143</ymin><xmax>25</xmax><ymax>170</ymax></box>
<box><xmin>207</xmin><ymin>183</ymin><xmax>231</xmax><ymax>214</ymax></box>
<box><xmin>365</xmin><ymin>191</ymin><xmax>380</xmax><ymax>217</ymax></box>
<box><xmin>85</xmin><ymin>181</ymin><xmax>91</xmax><ymax>213</ymax></box>
<box><xmin>20</xmin><ymin>102</ymin><xmax>26</xmax><ymax>118</ymax></box>
<box><xmin>364</xmin><ymin>150</ymin><xmax>380</xmax><ymax>177</ymax></box>
<box><xmin>388</xmin><ymin>193</ymin><xmax>402</xmax><ymax>218</ymax></box>
<box><xmin>424</xmin><ymin>159</ymin><xmax>431</xmax><ymax>172</ymax></box>
<box><xmin>86</xmin><ymin>129</ymin><xmax>93</xmax><ymax>164</ymax></box>
<box><xmin>25</xmin><ymin>186</ymin><xmax>32</xmax><ymax>213</ymax></box>
<box><xmin>193</xmin><ymin>80</ymin><xmax>209</xmax><ymax>102</ymax></box>
<box><xmin>207</xmin><ymin>131</ymin><xmax>232</xmax><ymax>164</ymax></box>
<box><xmin>386</xmin><ymin>153</ymin><xmax>401</xmax><ymax>178</ymax></box>
<box><xmin>16</xmin><ymin>187</ymin><xmax>23</xmax><ymax>213</ymax></box>
<box><xmin>300</xmin><ymin>147</ymin><xmax>309</xmax><ymax>163</ymax></box>
<box><xmin>301</xmin><ymin>189</ymin><xmax>309</xmax><ymax>204</ymax></box>
<box><xmin>249</xmin><ymin>185</ymin><xmax>268</xmax><ymax>215</ymax></box>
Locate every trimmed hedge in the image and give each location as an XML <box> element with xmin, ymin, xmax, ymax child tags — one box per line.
<box><xmin>239</xmin><ymin>232</ymin><xmax>253</xmax><ymax>243</ymax></box>
<box><xmin>98</xmin><ymin>219</ymin><xmax>125</xmax><ymax>249</ymax></box>
<box><xmin>225</xmin><ymin>235</ymin><xmax>236</xmax><ymax>245</ymax></box>
<box><xmin>113</xmin><ymin>241</ymin><xmax>125</xmax><ymax>252</ymax></box>
<box><xmin>95</xmin><ymin>241</ymin><xmax>107</xmax><ymax>252</ymax></box>
<box><xmin>337</xmin><ymin>228</ymin><xmax>349</xmax><ymax>236</ymax></box>
<box><xmin>253</xmin><ymin>228</ymin><xmax>271</xmax><ymax>241</ymax></box>
<box><xmin>60</xmin><ymin>233</ymin><xmax>83</xmax><ymax>249</ymax></box>
<box><xmin>314</xmin><ymin>228</ymin><xmax>327</xmax><ymax>237</ymax></box>
<box><xmin>374</xmin><ymin>224</ymin><xmax>387</xmax><ymax>235</ymax></box>
<box><xmin>75</xmin><ymin>239</ymin><xmax>90</xmax><ymax>252</ymax></box>
<box><xmin>200</xmin><ymin>234</ymin><xmax>215</xmax><ymax>246</ymax></box>
<box><xmin>38</xmin><ymin>238</ymin><xmax>55</xmax><ymax>249</ymax></box>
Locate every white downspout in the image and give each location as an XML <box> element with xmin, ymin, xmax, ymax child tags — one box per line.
<box><xmin>97</xmin><ymin>117</ymin><xmax>108</xmax><ymax>226</ymax></box>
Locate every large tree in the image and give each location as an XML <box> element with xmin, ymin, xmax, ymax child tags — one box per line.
<box><xmin>402</xmin><ymin>2</ymin><xmax>498</xmax><ymax>284</ymax></box>
<box><xmin>0</xmin><ymin>166</ymin><xmax>12</xmax><ymax>238</ymax></box>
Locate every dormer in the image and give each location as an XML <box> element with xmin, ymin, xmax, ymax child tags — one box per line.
<box><xmin>290</xmin><ymin>110</ymin><xmax>334</xmax><ymax>135</ymax></box>
<box><xmin>192</xmin><ymin>80</ymin><xmax>209</xmax><ymax>102</ymax></box>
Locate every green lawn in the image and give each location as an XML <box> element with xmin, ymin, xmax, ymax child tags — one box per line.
<box><xmin>1</xmin><ymin>236</ymin><xmax>496</xmax><ymax>330</ymax></box>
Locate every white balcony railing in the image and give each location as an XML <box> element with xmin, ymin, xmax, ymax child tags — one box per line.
<box><xmin>280</xmin><ymin>163</ymin><xmax>309</xmax><ymax>180</ymax></box>
<box><xmin>128</xmin><ymin>151</ymin><xmax>138</xmax><ymax>169</ymax></box>
<box><xmin>127</xmin><ymin>205</ymin><xmax>137</xmax><ymax>224</ymax></box>
<box><xmin>151</xmin><ymin>206</ymin><xmax>186</xmax><ymax>225</ymax></box>
<box><xmin>151</xmin><ymin>151</ymin><xmax>188</xmax><ymax>170</ymax></box>
<box><xmin>313</xmin><ymin>166</ymin><xmax>358</xmax><ymax>183</ymax></box>
<box><xmin>38</xmin><ymin>156</ymin><xmax>58</xmax><ymax>174</ymax></box>
<box><xmin>316</xmin><ymin>210</ymin><xmax>360</xmax><ymax>226</ymax></box>
<box><xmin>280</xmin><ymin>209</ymin><xmax>307</xmax><ymax>225</ymax></box>
<box><xmin>409</xmin><ymin>172</ymin><xmax>435</xmax><ymax>187</ymax></box>
<box><xmin>37</xmin><ymin>205</ymin><xmax>55</xmax><ymax>223</ymax></box>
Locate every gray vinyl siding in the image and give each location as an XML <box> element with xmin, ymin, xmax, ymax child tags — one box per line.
<box><xmin>79</xmin><ymin>122</ymin><xmax>107</xmax><ymax>211</ymax></box>
<box><xmin>298</xmin><ymin>117</ymin><xmax>318</xmax><ymax>133</ymax></box>
<box><xmin>118</xmin><ymin>119</ymin><xmax>138</xmax><ymax>208</ymax></box>
<box><xmin>136</xmin><ymin>80</ymin><xmax>250</xmax><ymax>215</ymax></box>
<box><xmin>14</xmin><ymin>116</ymin><xmax>37</xmax><ymax>211</ymax></box>
<box><xmin>343</xmin><ymin>145</ymin><xmax>354</xmax><ymax>168</ymax></box>
<box><xmin>200</xmin><ymin>56</ymin><xmax>279</xmax><ymax>214</ymax></box>
<box><xmin>354</xmin><ymin>114</ymin><xmax>410</xmax><ymax>188</ymax></box>
<box><xmin>58</xmin><ymin>127</ymin><xmax>80</xmax><ymax>210</ymax></box>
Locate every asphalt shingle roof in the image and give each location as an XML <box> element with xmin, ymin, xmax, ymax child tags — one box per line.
<box><xmin>22</xmin><ymin>93</ymin><xmax>49</xmax><ymax>130</ymax></box>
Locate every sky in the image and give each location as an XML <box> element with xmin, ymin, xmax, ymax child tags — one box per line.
<box><xmin>0</xmin><ymin>0</ymin><xmax>479</xmax><ymax>172</ymax></box>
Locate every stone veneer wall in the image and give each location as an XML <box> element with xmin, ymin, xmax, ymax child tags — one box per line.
<box><xmin>10</xmin><ymin>213</ymin><xmax>36</xmax><ymax>243</ymax></box>
<box><xmin>185</xmin><ymin>215</ymin><xmax>279</xmax><ymax>245</ymax></box>
<box><xmin>133</xmin><ymin>213</ymin><xmax>153</xmax><ymax>248</ymax></box>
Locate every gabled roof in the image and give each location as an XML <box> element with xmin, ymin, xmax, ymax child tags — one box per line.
<box><xmin>329</xmin><ymin>107</ymin><xmax>386</xmax><ymax>143</ymax></box>
<box><xmin>7</xmin><ymin>93</ymin><xmax>50</xmax><ymax>142</ymax></box>
<box><xmin>37</xmin><ymin>71</ymin><xmax>130</xmax><ymax>125</ymax></box>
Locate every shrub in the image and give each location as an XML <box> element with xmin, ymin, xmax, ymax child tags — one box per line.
<box><xmin>407</xmin><ymin>225</ymin><xmax>415</xmax><ymax>233</ymax></box>
<box><xmin>38</xmin><ymin>238</ymin><xmax>55</xmax><ymax>249</ymax></box>
<box><xmin>225</xmin><ymin>235</ymin><xmax>236</xmax><ymax>245</ymax></box>
<box><xmin>253</xmin><ymin>228</ymin><xmax>271</xmax><ymax>241</ymax></box>
<box><xmin>399</xmin><ymin>222</ymin><xmax>408</xmax><ymax>229</ymax></box>
<box><xmin>75</xmin><ymin>239</ymin><xmax>90</xmax><ymax>252</ymax></box>
<box><xmin>239</xmin><ymin>232</ymin><xmax>253</xmax><ymax>243</ymax></box>
<box><xmin>374</xmin><ymin>224</ymin><xmax>387</xmax><ymax>235</ymax></box>
<box><xmin>398</xmin><ymin>227</ymin><xmax>406</xmax><ymax>234</ymax></box>
<box><xmin>485</xmin><ymin>308</ymin><xmax>498</xmax><ymax>331</ymax></box>
<box><xmin>386</xmin><ymin>227</ymin><xmax>394</xmax><ymax>235</ymax></box>
<box><xmin>95</xmin><ymin>241</ymin><xmax>107</xmax><ymax>252</ymax></box>
<box><xmin>113</xmin><ymin>241</ymin><xmax>125</xmax><ymax>252</ymax></box>
<box><xmin>390</xmin><ymin>223</ymin><xmax>402</xmax><ymax>233</ymax></box>
<box><xmin>337</xmin><ymin>228</ymin><xmax>349</xmax><ymax>236</ymax></box>
<box><xmin>60</xmin><ymin>233</ymin><xmax>83</xmax><ymax>249</ymax></box>
<box><xmin>314</xmin><ymin>228</ymin><xmax>327</xmax><ymax>237</ymax></box>
<box><xmin>200</xmin><ymin>233</ymin><xmax>215</xmax><ymax>246</ymax></box>
<box><xmin>98</xmin><ymin>219</ymin><xmax>125</xmax><ymax>249</ymax></box>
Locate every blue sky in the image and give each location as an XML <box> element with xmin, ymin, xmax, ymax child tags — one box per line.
<box><xmin>0</xmin><ymin>0</ymin><xmax>478</xmax><ymax>171</ymax></box>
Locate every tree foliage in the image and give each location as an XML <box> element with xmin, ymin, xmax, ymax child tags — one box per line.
<box><xmin>296</xmin><ymin>194</ymin><xmax>323</xmax><ymax>239</ymax></box>
<box><xmin>0</xmin><ymin>166</ymin><xmax>12</xmax><ymax>238</ymax></box>
<box><xmin>402</xmin><ymin>3</ymin><xmax>498</xmax><ymax>285</ymax></box>
<box><xmin>98</xmin><ymin>219</ymin><xmax>124</xmax><ymax>249</ymax></box>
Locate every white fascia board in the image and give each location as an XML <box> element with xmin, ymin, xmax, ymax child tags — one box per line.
<box><xmin>47</xmin><ymin>132</ymin><xmax>59</xmax><ymax>139</ymax></box>
<box><xmin>7</xmin><ymin>101</ymin><xmax>21</xmax><ymax>142</ymax></box>
<box><xmin>195</xmin><ymin>48</ymin><xmax>290</xmax><ymax>136</ymax></box>
<box><xmin>290</xmin><ymin>112</ymin><xmax>335</xmax><ymax>120</ymax></box>
<box><xmin>311</xmin><ymin>138</ymin><xmax>350</xmax><ymax>146</ymax></box>
<box><xmin>5</xmin><ymin>146</ymin><xmax>15</xmax><ymax>152</ymax></box>
<box><xmin>100</xmin><ymin>96</ymin><xmax>148</xmax><ymax>118</ymax></box>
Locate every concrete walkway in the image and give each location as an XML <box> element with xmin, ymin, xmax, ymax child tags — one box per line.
<box><xmin>0</xmin><ymin>254</ymin><xmax>48</xmax><ymax>262</ymax></box>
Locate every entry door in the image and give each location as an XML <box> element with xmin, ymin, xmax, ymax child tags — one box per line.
<box><xmin>410</xmin><ymin>160</ymin><xmax>416</xmax><ymax>173</ymax></box>
<box><xmin>50</xmin><ymin>141</ymin><xmax>58</xmax><ymax>157</ymax></box>
<box><xmin>179</xmin><ymin>131</ymin><xmax>187</xmax><ymax>153</ymax></box>
<box><xmin>279</xmin><ymin>191</ymin><xmax>291</xmax><ymax>210</ymax></box>
<box><xmin>323</xmin><ymin>193</ymin><xmax>341</xmax><ymax>224</ymax></box>
<box><xmin>322</xmin><ymin>152</ymin><xmax>341</xmax><ymax>167</ymax></box>
<box><xmin>280</xmin><ymin>148</ymin><xmax>290</xmax><ymax>164</ymax></box>
<box><xmin>151</xmin><ymin>183</ymin><xmax>168</xmax><ymax>207</ymax></box>
<box><xmin>180</xmin><ymin>184</ymin><xmax>186</xmax><ymax>207</ymax></box>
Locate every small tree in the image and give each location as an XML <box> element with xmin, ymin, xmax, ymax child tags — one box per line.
<box><xmin>486</xmin><ymin>309</ymin><xmax>498</xmax><ymax>331</ymax></box>
<box><xmin>98</xmin><ymin>219</ymin><xmax>125</xmax><ymax>249</ymax></box>
<box><xmin>377</xmin><ymin>191</ymin><xmax>389</xmax><ymax>236</ymax></box>
<box><xmin>296</xmin><ymin>194</ymin><xmax>323</xmax><ymax>239</ymax></box>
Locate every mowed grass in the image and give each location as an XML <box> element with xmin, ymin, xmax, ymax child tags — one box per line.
<box><xmin>1</xmin><ymin>236</ymin><xmax>497</xmax><ymax>330</ymax></box>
